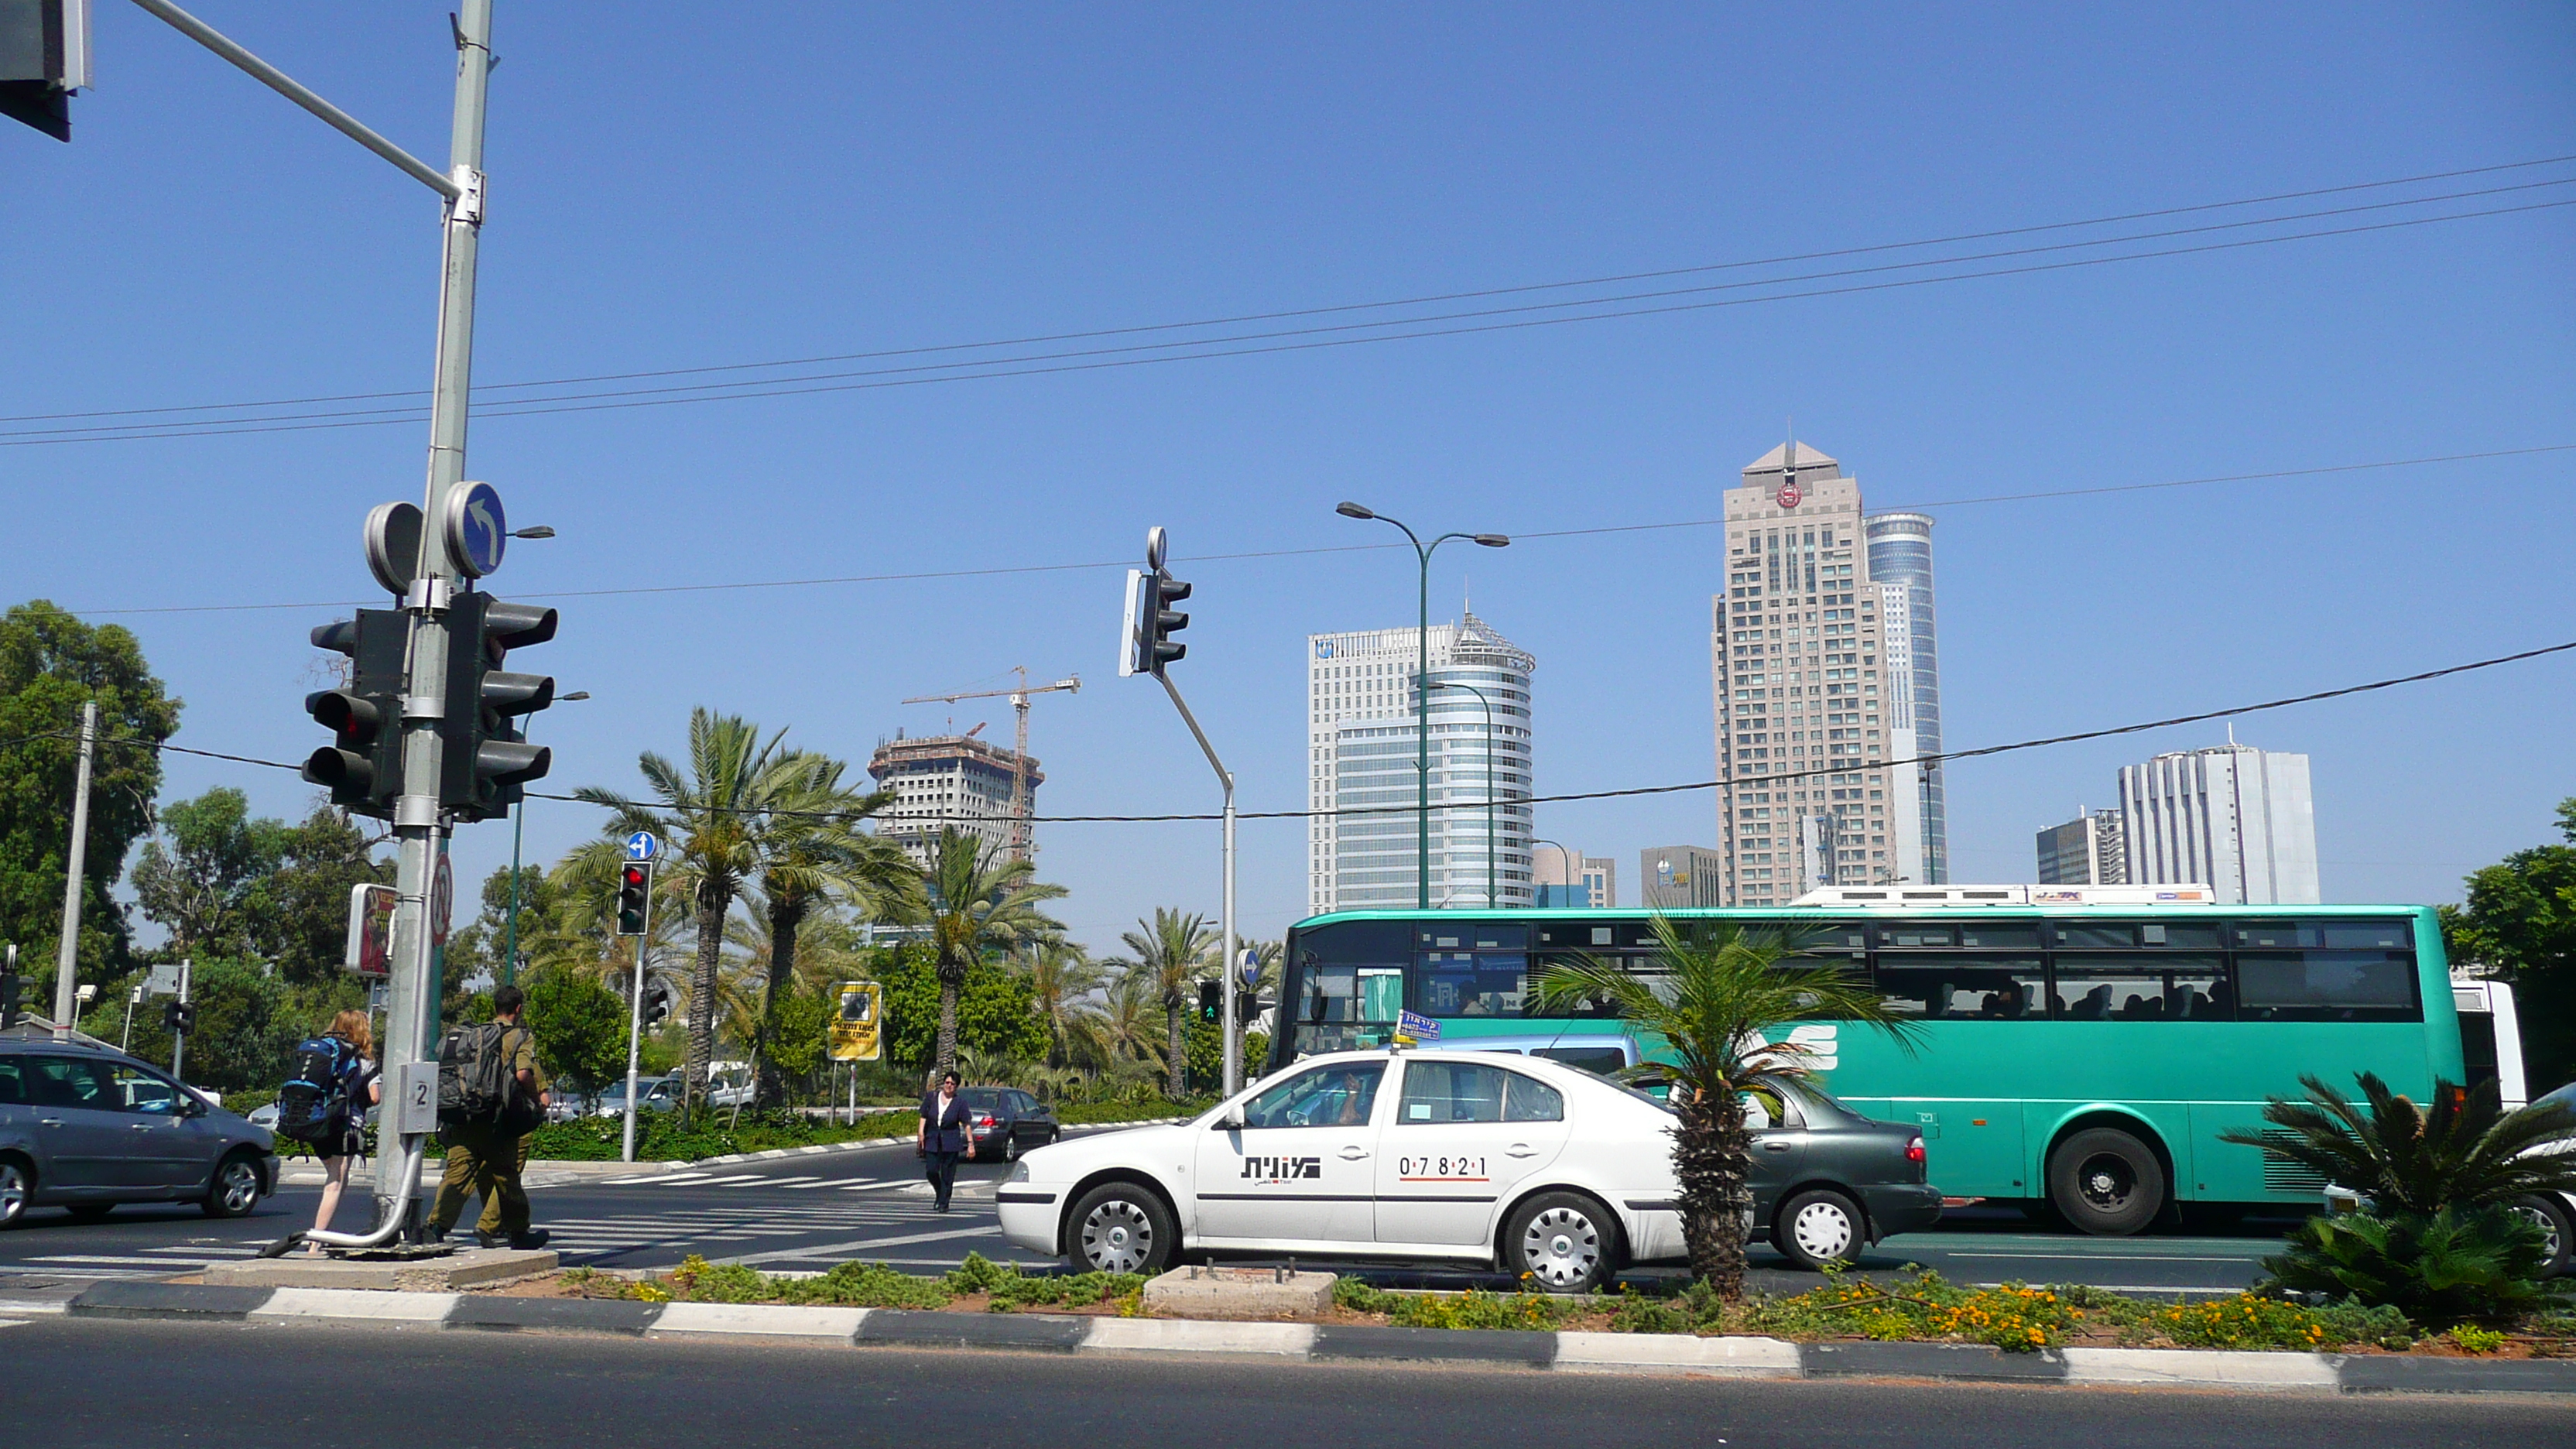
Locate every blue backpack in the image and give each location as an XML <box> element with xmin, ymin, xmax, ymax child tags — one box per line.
<box><xmin>274</xmin><ymin>1035</ymin><xmax>358</xmax><ymax>1146</ymax></box>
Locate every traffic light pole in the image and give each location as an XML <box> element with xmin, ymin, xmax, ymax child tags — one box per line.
<box><xmin>133</xmin><ymin>0</ymin><xmax>496</xmax><ymax>1252</ymax></box>
<box><xmin>622</xmin><ymin>936</ymin><xmax>649</xmax><ymax>1164</ymax></box>
<box><xmin>1155</xmin><ymin>676</ymin><xmax>1239</xmax><ymax>1095</ymax></box>
<box><xmin>50</xmin><ymin>698</ymin><xmax>96</xmax><ymax>1040</ymax></box>
<box><xmin>169</xmin><ymin>957</ymin><xmax>190</xmax><ymax>1081</ymax></box>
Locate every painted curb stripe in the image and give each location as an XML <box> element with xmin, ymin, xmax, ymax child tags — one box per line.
<box><xmin>1080</xmin><ymin>1318</ymin><xmax>1317</xmax><ymax>1358</ymax></box>
<box><xmin>1312</xmin><ymin>1324</ymin><xmax>1557</xmax><ymax>1366</ymax></box>
<box><xmin>1553</xmin><ymin>1331</ymin><xmax>1799</xmax><ymax>1376</ymax></box>
<box><xmin>1801</xmin><ymin>1341</ymin><xmax>2067</xmax><ymax>1380</ymax></box>
<box><xmin>858</xmin><ymin>1308</ymin><xmax>1090</xmax><ymax>1351</ymax></box>
<box><xmin>253</xmin><ymin>1289</ymin><xmax>457</xmax><ymax>1323</ymax></box>
<box><xmin>2063</xmin><ymin>1347</ymin><xmax>2338</xmax><ymax>1389</ymax></box>
<box><xmin>0</xmin><ymin>1299</ymin><xmax>72</xmax><ymax>1317</ymax></box>
<box><xmin>442</xmin><ymin>1296</ymin><xmax>663</xmax><ymax>1336</ymax></box>
<box><xmin>67</xmin><ymin>1280</ymin><xmax>272</xmax><ymax>1321</ymax></box>
<box><xmin>648</xmin><ymin>1302</ymin><xmax>871</xmax><ymax>1341</ymax></box>
<box><xmin>2332</xmin><ymin>1355</ymin><xmax>2576</xmax><ymax>1394</ymax></box>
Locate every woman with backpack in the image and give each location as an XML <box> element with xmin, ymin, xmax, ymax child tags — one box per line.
<box><xmin>305</xmin><ymin>1009</ymin><xmax>382</xmax><ymax>1254</ymax></box>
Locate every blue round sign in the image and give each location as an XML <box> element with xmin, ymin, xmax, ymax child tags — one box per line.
<box><xmin>624</xmin><ymin>831</ymin><xmax>661</xmax><ymax>863</ymax></box>
<box><xmin>444</xmin><ymin>481</ymin><xmax>508</xmax><ymax>578</ymax></box>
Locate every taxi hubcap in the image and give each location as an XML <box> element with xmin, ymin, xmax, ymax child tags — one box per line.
<box><xmin>1083</xmin><ymin>1201</ymin><xmax>1155</xmax><ymax>1273</ymax></box>
<box><xmin>1520</xmin><ymin>1207</ymin><xmax>1600</xmax><ymax>1287</ymax></box>
<box><xmin>1791</xmin><ymin>1201</ymin><xmax>1855</xmax><ymax>1261</ymax></box>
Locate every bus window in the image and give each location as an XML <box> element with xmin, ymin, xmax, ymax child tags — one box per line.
<box><xmin>1872</xmin><ymin>955</ymin><xmax>2046</xmax><ymax>1019</ymax></box>
<box><xmin>1416</xmin><ymin>949</ymin><xmax>1527</xmax><ymax>1017</ymax></box>
<box><xmin>1526</xmin><ymin>952</ymin><xmax>1642</xmax><ymax>1016</ymax></box>
<box><xmin>2235</xmin><ymin>951</ymin><xmax>2420</xmax><ymax>1021</ymax></box>
<box><xmin>2231</xmin><ymin>919</ymin><xmax>2413</xmax><ymax>951</ymax></box>
<box><xmin>2050</xmin><ymin>954</ymin><xmax>2228</xmax><ymax>1019</ymax></box>
<box><xmin>1954</xmin><ymin>923</ymin><xmax>2041</xmax><ymax>950</ymax></box>
<box><xmin>2057</xmin><ymin>921</ymin><xmax>2225</xmax><ymax>950</ymax></box>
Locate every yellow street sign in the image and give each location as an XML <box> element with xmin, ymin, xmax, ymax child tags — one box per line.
<box><xmin>830</xmin><ymin>981</ymin><xmax>883</xmax><ymax>1062</ymax></box>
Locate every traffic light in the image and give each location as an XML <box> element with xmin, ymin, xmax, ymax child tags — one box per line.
<box><xmin>163</xmin><ymin>999</ymin><xmax>194</xmax><ymax>1034</ymax></box>
<box><xmin>642</xmin><ymin>978</ymin><xmax>674</xmax><ymax>1029</ymax></box>
<box><xmin>1197</xmin><ymin>979</ymin><xmax>1221</xmax><ymax>1025</ymax></box>
<box><xmin>303</xmin><ymin>610</ymin><xmax>408</xmax><ymax>817</ymax></box>
<box><xmin>1145</xmin><ymin>568</ymin><xmax>1190</xmax><ymax>673</ymax></box>
<box><xmin>615</xmin><ymin>864</ymin><xmax>653</xmax><ymax>937</ymax></box>
<box><xmin>440</xmin><ymin>591</ymin><xmax>558</xmax><ymax>821</ymax></box>
<box><xmin>0</xmin><ymin>969</ymin><xmax>21</xmax><ymax>1029</ymax></box>
<box><xmin>1</xmin><ymin>0</ymin><xmax>89</xmax><ymax>142</ymax></box>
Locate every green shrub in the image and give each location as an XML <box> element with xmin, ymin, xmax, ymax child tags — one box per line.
<box><xmin>2263</xmin><ymin>1207</ymin><xmax>2567</xmax><ymax>1328</ymax></box>
<box><xmin>667</xmin><ymin>1254</ymin><xmax>771</xmax><ymax>1304</ymax></box>
<box><xmin>2311</xmin><ymin>1299</ymin><xmax>2417</xmax><ymax>1351</ymax></box>
<box><xmin>1332</xmin><ymin>1277</ymin><xmax>1399</xmax><ymax>1314</ymax></box>
<box><xmin>775</xmin><ymin>1261</ymin><xmax>951</xmax><ymax>1310</ymax></box>
<box><xmin>1745</xmin><ymin>1271</ymin><xmax>2083</xmax><ymax>1351</ymax></box>
<box><xmin>2130</xmin><ymin>1293</ymin><xmax>2334</xmax><ymax>1351</ymax></box>
<box><xmin>1386</xmin><ymin>1288</ymin><xmax>1586</xmax><ymax>1331</ymax></box>
<box><xmin>937</xmin><ymin>1254</ymin><xmax>1144</xmax><ymax>1312</ymax></box>
<box><xmin>2449</xmin><ymin>1324</ymin><xmax>2507</xmax><ymax>1354</ymax></box>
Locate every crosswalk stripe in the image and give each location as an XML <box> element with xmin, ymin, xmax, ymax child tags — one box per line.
<box><xmin>714</xmin><ymin>1175</ymin><xmax>816</xmax><ymax>1188</ymax></box>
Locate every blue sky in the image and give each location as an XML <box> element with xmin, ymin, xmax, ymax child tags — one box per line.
<box><xmin>7</xmin><ymin>3</ymin><xmax>2571</xmax><ymax>957</ymax></box>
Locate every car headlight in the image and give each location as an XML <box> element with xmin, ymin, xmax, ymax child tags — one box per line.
<box><xmin>1005</xmin><ymin>1161</ymin><xmax>1032</xmax><ymax>1184</ymax></box>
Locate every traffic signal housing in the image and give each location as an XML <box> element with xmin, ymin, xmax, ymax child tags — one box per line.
<box><xmin>163</xmin><ymin>999</ymin><xmax>195</xmax><ymax>1034</ymax></box>
<box><xmin>303</xmin><ymin>610</ymin><xmax>409</xmax><ymax>818</ymax></box>
<box><xmin>441</xmin><ymin>591</ymin><xmax>558</xmax><ymax>821</ymax></box>
<box><xmin>1</xmin><ymin>0</ymin><xmax>90</xmax><ymax>142</ymax></box>
<box><xmin>642</xmin><ymin>978</ymin><xmax>674</xmax><ymax>1029</ymax></box>
<box><xmin>1146</xmin><ymin>569</ymin><xmax>1190</xmax><ymax>673</ymax></box>
<box><xmin>0</xmin><ymin>969</ymin><xmax>21</xmax><ymax>1029</ymax></box>
<box><xmin>615</xmin><ymin>864</ymin><xmax>653</xmax><ymax>937</ymax></box>
<box><xmin>1197</xmin><ymin>979</ymin><xmax>1221</xmax><ymax>1025</ymax></box>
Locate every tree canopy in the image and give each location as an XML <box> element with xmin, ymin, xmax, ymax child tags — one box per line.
<box><xmin>2441</xmin><ymin>797</ymin><xmax>2576</xmax><ymax>1094</ymax></box>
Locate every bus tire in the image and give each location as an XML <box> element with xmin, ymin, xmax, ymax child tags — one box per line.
<box><xmin>2047</xmin><ymin>1128</ymin><xmax>2165</xmax><ymax>1237</ymax></box>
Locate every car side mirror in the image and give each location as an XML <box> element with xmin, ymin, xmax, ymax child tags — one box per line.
<box><xmin>1221</xmin><ymin>1103</ymin><xmax>1246</xmax><ymax>1129</ymax></box>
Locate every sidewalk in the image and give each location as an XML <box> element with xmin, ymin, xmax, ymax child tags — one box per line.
<box><xmin>12</xmin><ymin>1279</ymin><xmax>2574</xmax><ymax>1397</ymax></box>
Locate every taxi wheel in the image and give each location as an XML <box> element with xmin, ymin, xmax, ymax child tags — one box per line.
<box><xmin>1773</xmin><ymin>1189</ymin><xmax>1864</xmax><ymax>1271</ymax></box>
<box><xmin>1067</xmin><ymin>1182</ymin><xmax>1174</xmax><ymax>1276</ymax></box>
<box><xmin>1504</xmin><ymin>1192</ymin><xmax>1619</xmax><ymax>1293</ymax></box>
<box><xmin>203</xmin><ymin>1152</ymin><xmax>262</xmax><ymax>1219</ymax></box>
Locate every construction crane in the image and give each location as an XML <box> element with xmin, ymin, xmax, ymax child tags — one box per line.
<box><xmin>899</xmin><ymin>667</ymin><xmax>1080</xmax><ymax>862</ymax></box>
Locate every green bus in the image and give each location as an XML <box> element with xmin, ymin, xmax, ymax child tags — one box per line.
<box><xmin>1268</xmin><ymin>899</ymin><xmax>2458</xmax><ymax>1235</ymax></box>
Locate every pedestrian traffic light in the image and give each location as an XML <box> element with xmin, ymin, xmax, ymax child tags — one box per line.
<box><xmin>1145</xmin><ymin>568</ymin><xmax>1190</xmax><ymax>674</ymax></box>
<box><xmin>642</xmin><ymin>978</ymin><xmax>673</xmax><ymax>1029</ymax></box>
<box><xmin>615</xmin><ymin>864</ymin><xmax>653</xmax><ymax>937</ymax></box>
<box><xmin>1197</xmin><ymin>979</ymin><xmax>1221</xmax><ymax>1025</ymax></box>
<box><xmin>440</xmin><ymin>591</ymin><xmax>558</xmax><ymax>821</ymax></box>
<box><xmin>303</xmin><ymin>610</ymin><xmax>408</xmax><ymax>818</ymax></box>
<box><xmin>1</xmin><ymin>0</ymin><xmax>90</xmax><ymax>142</ymax></box>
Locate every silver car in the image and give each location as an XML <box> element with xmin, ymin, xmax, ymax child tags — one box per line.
<box><xmin>0</xmin><ymin>1035</ymin><xmax>279</xmax><ymax>1227</ymax></box>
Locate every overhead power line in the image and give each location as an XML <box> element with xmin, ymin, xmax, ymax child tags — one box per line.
<box><xmin>47</xmin><ymin>637</ymin><xmax>2574</xmax><ymax>827</ymax></box>
<box><xmin>9</xmin><ymin>161</ymin><xmax>2573</xmax><ymax>447</ymax></box>
<box><xmin>59</xmin><ymin>440</ymin><xmax>2576</xmax><ymax>618</ymax></box>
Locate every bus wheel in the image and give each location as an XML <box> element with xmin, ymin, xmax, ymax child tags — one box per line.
<box><xmin>2047</xmin><ymin>1129</ymin><xmax>2165</xmax><ymax>1236</ymax></box>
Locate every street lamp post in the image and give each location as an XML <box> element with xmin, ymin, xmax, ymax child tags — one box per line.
<box><xmin>502</xmin><ymin>684</ymin><xmax>587</xmax><ymax>986</ymax></box>
<box><xmin>1334</xmin><ymin>503</ymin><xmax>1509</xmax><ymax>910</ymax></box>
<box><xmin>1430</xmin><ymin>681</ymin><xmax>1499</xmax><ymax>908</ymax></box>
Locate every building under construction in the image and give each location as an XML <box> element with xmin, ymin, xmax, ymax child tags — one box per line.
<box><xmin>867</xmin><ymin>728</ymin><xmax>1044</xmax><ymax>867</ymax></box>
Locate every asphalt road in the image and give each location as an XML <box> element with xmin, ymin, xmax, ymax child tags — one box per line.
<box><xmin>3</xmin><ymin>1317</ymin><xmax>2564</xmax><ymax>1449</ymax></box>
<box><xmin>0</xmin><ymin>1125</ymin><xmax>2297</xmax><ymax>1296</ymax></box>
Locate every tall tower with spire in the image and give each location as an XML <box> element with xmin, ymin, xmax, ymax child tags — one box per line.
<box><xmin>1711</xmin><ymin>440</ymin><xmax>1934</xmax><ymax>901</ymax></box>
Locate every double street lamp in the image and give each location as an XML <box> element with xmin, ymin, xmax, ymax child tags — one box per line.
<box><xmin>1334</xmin><ymin>502</ymin><xmax>1509</xmax><ymax>910</ymax></box>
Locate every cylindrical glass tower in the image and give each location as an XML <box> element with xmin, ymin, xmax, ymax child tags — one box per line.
<box><xmin>1865</xmin><ymin>512</ymin><xmax>1946</xmax><ymax>882</ymax></box>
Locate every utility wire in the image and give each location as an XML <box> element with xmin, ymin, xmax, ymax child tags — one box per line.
<box><xmin>46</xmin><ymin>637</ymin><xmax>2574</xmax><ymax>827</ymax></box>
<box><xmin>11</xmin><ymin>190</ymin><xmax>2572</xmax><ymax>447</ymax></box>
<box><xmin>9</xmin><ymin>152</ymin><xmax>2571</xmax><ymax>429</ymax></box>
<box><xmin>59</xmin><ymin>440</ymin><xmax>2576</xmax><ymax>618</ymax></box>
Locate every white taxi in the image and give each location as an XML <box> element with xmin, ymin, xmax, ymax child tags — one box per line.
<box><xmin>997</xmin><ymin>1048</ymin><xmax>1687</xmax><ymax>1291</ymax></box>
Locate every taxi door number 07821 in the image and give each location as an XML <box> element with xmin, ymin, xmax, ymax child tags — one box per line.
<box><xmin>1397</xmin><ymin>1156</ymin><xmax>1489</xmax><ymax>1181</ymax></box>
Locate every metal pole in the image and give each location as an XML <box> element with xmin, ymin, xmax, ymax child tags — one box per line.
<box><xmin>170</xmin><ymin>957</ymin><xmax>190</xmax><ymax>1081</ymax></box>
<box><xmin>1414</xmin><ymin>543</ymin><xmax>1431</xmax><ymax>911</ymax></box>
<box><xmin>51</xmin><ymin>700</ymin><xmax>97</xmax><ymax>1039</ymax></box>
<box><xmin>622</xmin><ymin>940</ymin><xmax>647</xmax><ymax>1163</ymax></box>
<box><xmin>1156</xmin><ymin>674</ymin><xmax>1238</xmax><ymax>1094</ymax></box>
<box><xmin>120</xmin><ymin>985</ymin><xmax>138</xmax><ymax>1053</ymax></box>
<box><xmin>368</xmin><ymin>0</ymin><xmax>494</xmax><ymax>1242</ymax></box>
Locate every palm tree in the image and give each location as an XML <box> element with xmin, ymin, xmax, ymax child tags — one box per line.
<box><xmin>1106</xmin><ymin>909</ymin><xmax>1216</xmax><ymax>1099</ymax></box>
<box><xmin>1018</xmin><ymin>937</ymin><xmax>1107</xmax><ymax>1068</ymax></box>
<box><xmin>1098</xmin><ymin>967</ymin><xmax>1167</xmax><ymax>1074</ymax></box>
<box><xmin>2220</xmin><ymin>1073</ymin><xmax>2576</xmax><ymax>1214</ymax></box>
<box><xmin>897</xmin><ymin>828</ymin><xmax>1065</xmax><ymax>1078</ymax></box>
<box><xmin>749</xmin><ymin>757</ymin><xmax>913</xmax><ymax>1104</ymax></box>
<box><xmin>1533</xmin><ymin>916</ymin><xmax>1923</xmax><ymax>1300</ymax></box>
<box><xmin>575</xmin><ymin>708</ymin><xmax>809</xmax><ymax>1111</ymax></box>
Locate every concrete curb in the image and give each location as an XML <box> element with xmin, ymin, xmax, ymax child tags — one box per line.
<box><xmin>43</xmin><ymin>1281</ymin><xmax>2576</xmax><ymax>1394</ymax></box>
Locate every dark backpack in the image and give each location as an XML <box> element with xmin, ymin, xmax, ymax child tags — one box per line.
<box><xmin>437</xmin><ymin>1023</ymin><xmax>528</xmax><ymax>1125</ymax></box>
<box><xmin>274</xmin><ymin>1035</ymin><xmax>356</xmax><ymax>1146</ymax></box>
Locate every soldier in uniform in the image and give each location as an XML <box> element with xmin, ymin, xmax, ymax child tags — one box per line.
<box><xmin>428</xmin><ymin>985</ymin><xmax>550</xmax><ymax>1249</ymax></box>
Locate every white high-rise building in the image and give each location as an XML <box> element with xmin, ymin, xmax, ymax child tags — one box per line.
<box><xmin>1711</xmin><ymin>441</ymin><xmax>1910</xmax><ymax>903</ymax></box>
<box><xmin>868</xmin><ymin>730</ymin><xmax>1041</xmax><ymax>867</ymax></box>
<box><xmin>2118</xmin><ymin>742</ymin><xmax>2319</xmax><ymax>904</ymax></box>
<box><xmin>1866</xmin><ymin>512</ymin><xmax>1947</xmax><ymax>881</ymax></box>
<box><xmin>1308</xmin><ymin>613</ymin><xmax>1535</xmax><ymax>913</ymax></box>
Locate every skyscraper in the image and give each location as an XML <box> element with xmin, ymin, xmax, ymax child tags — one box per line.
<box><xmin>1866</xmin><ymin>512</ymin><xmax>1947</xmax><ymax>882</ymax></box>
<box><xmin>1307</xmin><ymin>612</ymin><xmax>1535</xmax><ymax>913</ymax></box>
<box><xmin>2036</xmin><ymin>807</ymin><xmax>2128</xmax><ymax>885</ymax></box>
<box><xmin>2118</xmin><ymin>742</ymin><xmax>2319</xmax><ymax>904</ymax></box>
<box><xmin>868</xmin><ymin>730</ymin><xmax>1043</xmax><ymax>867</ymax></box>
<box><xmin>1710</xmin><ymin>441</ymin><xmax>1916</xmax><ymax>903</ymax></box>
